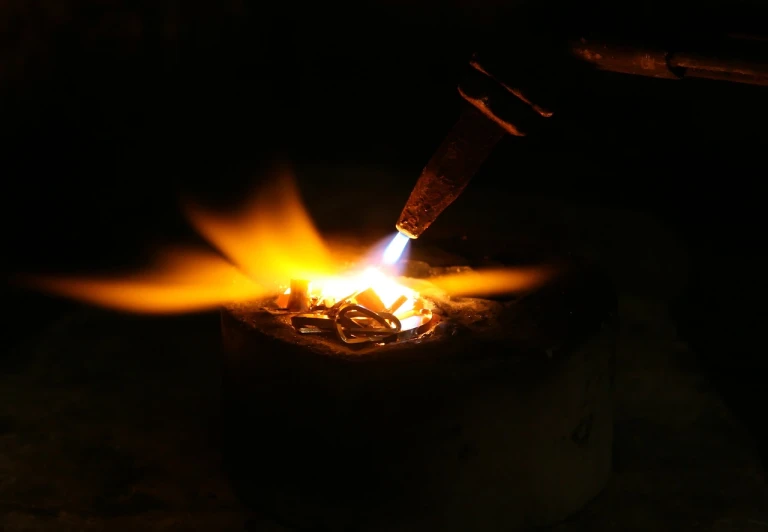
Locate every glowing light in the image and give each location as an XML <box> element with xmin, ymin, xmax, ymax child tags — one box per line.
<box><xmin>382</xmin><ymin>232</ymin><xmax>410</xmax><ymax>265</ymax></box>
<box><xmin>428</xmin><ymin>267</ymin><xmax>552</xmax><ymax>297</ymax></box>
<box><xmin>21</xmin><ymin>166</ymin><xmax>553</xmax><ymax>314</ymax></box>
<box><xmin>23</xmin><ymin>249</ymin><xmax>264</xmax><ymax>314</ymax></box>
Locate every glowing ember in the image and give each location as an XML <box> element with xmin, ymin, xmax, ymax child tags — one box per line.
<box><xmin>20</xmin><ymin>167</ymin><xmax>553</xmax><ymax>315</ymax></box>
<box><xmin>277</xmin><ymin>267</ymin><xmax>418</xmax><ymax>312</ymax></box>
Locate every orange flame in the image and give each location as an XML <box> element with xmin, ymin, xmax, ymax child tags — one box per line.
<box><xmin>26</xmin><ymin>249</ymin><xmax>263</xmax><ymax>314</ymax></box>
<box><xmin>184</xmin><ymin>173</ymin><xmax>335</xmax><ymax>284</ymax></box>
<box><xmin>290</xmin><ymin>266</ymin><xmax>420</xmax><ymax>314</ymax></box>
<box><xmin>22</xmin><ymin>167</ymin><xmax>552</xmax><ymax>313</ymax></box>
<box><xmin>428</xmin><ymin>267</ymin><xmax>551</xmax><ymax>297</ymax></box>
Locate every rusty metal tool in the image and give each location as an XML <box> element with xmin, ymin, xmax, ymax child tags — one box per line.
<box><xmin>394</xmin><ymin>30</ymin><xmax>768</xmax><ymax>240</ymax></box>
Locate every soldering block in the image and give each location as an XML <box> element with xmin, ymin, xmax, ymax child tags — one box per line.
<box><xmin>219</xmin><ymin>262</ymin><xmax>617</xmax><ymax>531</ymax></box>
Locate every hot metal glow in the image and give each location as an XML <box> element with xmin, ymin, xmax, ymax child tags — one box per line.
<box><xmin>279</xmin><ymin>266</ymin><xmax>433</xmax><ymax>343</ymax></box>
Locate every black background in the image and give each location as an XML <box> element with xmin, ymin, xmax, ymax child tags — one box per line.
<box><xmin>2</xmin><ymin>0</ymin><xmax>767</xmax><ymax>487</ymax></box>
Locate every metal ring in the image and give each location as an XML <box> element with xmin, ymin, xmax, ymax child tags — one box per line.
<box><xmin>335</xmin><ymin>304</ymin><xmax>402</xmax><ymax>344</ymax></box>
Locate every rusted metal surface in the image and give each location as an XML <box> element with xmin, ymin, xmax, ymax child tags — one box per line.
<box><xmin>570</xmin><ymin>38</ymin><xmax>679</xmax><ymax>80</ymax></box>
<box><xmin>395</xmin><ymin>106</ymin><xmax>505</xmax><ymax>239</ymax></box>
<box><xmin>401</xmin><ymin>29</ymin><xmax>767</xmax><ymax>242</ymax></box>
<box><xmin>570</xmin><ymin>36</ymin><xmax>768</xmax><ymax>86</ymax></box>
<box><xmin>458</xmin><ymin>63</ymin><xmax>551</xmax><ymax>137</ymax></box>
<box><xmin>286</xmin><ymin>279</ymin><xmax>310</xmax><ymax>312</ymax></box>
<box><xmin>469</xmin><ymin>57</ymin><xmax>554</xmax><ymax>118</ymax></box>
<box><xmin>668</xmin><ymin>51</ymin><xmax>768</xmax><ymax>85</ymax></box>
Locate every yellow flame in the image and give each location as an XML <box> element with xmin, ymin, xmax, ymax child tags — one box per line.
<box><xmin>429</xmin><ymin>267</ymin><xmax>552</xmax><ymax>297</ymax></box>
<box><xmin>184</xmin><ymin>170</ymin><xmax>335</xmax><ymax>284</ymax></box>
<box><xmin>25</xmin><ymin>249</ymin><xmax>264</xmax><ymax>314</ymax></box>
<box><xmin>312</xmin><ymin>267</ymin><xmax>416</xmax><ymax>310</ymax></box>
<box><xmin>23</xmin><ymin>167</ymin><xmax>553</xmax><ymax>314</ymax></box>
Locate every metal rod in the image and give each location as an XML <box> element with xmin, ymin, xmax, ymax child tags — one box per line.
<box><xmin>570</xmin><ymin>37</ymin><xmax>768</xmax><ymax>87</ymax></box>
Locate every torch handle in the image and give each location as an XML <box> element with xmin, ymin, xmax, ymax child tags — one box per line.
<box><xmin>395</xmin><ymin>107</ymin><xmax>506</xmax><ymax>239</ymax></box>
<box><xmin>570</xmin><ymin>34</ymin><xmax>768</xmax><ymax>87</ymax></box>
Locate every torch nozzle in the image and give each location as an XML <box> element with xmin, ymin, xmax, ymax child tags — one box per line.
<box><xmin>395</xmin><ymin>107</ymin><xmax>505</xmax><ymax>239</ymax></box>
<box><xmin>394</xmin><ymin>226</ymin><xmax>418</xmax><ymax>240</ymax></box>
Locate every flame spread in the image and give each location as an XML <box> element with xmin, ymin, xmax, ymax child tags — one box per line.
<box><xmin>429</xmin><ymin>267</ymin><xmax>551</xmax><ymax>297</ymax></box>
<box><xmin>26</xmin><ymin>249</ymin><xmax>263</xmax><ymax>314</ymax></box>
<box><xmin>184</xmin><ymin>173</ymin><xmax>335</xmax><ymax>284</ymax></box>
<box><xmin>23</xmin><ymin>168</ymin><xmax>552</xmax><ymax>313</ymax></box>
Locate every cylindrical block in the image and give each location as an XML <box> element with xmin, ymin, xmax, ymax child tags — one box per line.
<box><xmin>219</xmin><ymin>265</ymin><xmax>616</xmax><ymax>531</ymax></box>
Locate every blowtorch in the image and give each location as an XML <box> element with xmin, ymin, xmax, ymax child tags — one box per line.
<box><xmin>393</xmin><ymin>29</ymin><xmax>768</xmax><ymax>241</ymax></box>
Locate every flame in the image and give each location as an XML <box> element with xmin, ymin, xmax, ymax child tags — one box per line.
<box><xmin>303</xmin><ymin>267</ymin><xmax>425</xmax><ymax>334</ymax></box>
<box><xmin>184</xmin><ymin>172</ymin><xmax>335</xmax><ymax>284</ymax></box>
<box><xmin>429</xmin><ymin>267</ymin><xmax>551</xmax><ymax>297</ymax></box>
<box><xmin>25</xmin><ymin>249</ymin><xmax>263</xmax><ymax>314</ymax></box>
<box><xmin>321</xmin><ymin>268</ymin><xmax>414</xmax><ymax>308</ymax></box>
<box><xmin>382</xmin><ymin>232</ymin><xmax>411</xmax><ymax>265</ymax></box>
<box><xmin>22</xmin><ymin>167</ymin><xmax>552</xmax><ymax>313</ymax></box>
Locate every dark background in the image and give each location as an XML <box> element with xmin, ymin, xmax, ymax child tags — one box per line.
<box><xmin>2</xmin><ymin>0</ymin><xmax>767</xmax><ymax>526</ymax></box>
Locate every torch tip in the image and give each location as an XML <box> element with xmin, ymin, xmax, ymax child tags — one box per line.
<box><xmin>394</xmin><ymin>225</ymin><xmax>418</xmax><ymax>240</ymax></box>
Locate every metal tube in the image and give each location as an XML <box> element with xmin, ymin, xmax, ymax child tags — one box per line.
<box><xmin>395</xmin><ymin>107</ymin><xmax>505</xmax><ymax>239</ymax></box>
<box><xmin>570</xmin><ymin>37</ymin><xmax>768</xmax><ymax>87</ymax></box>
<box><xmin>668</xmin><ymin>51</ymin><xmax>768</xmax><ymax>85</ymax></box>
